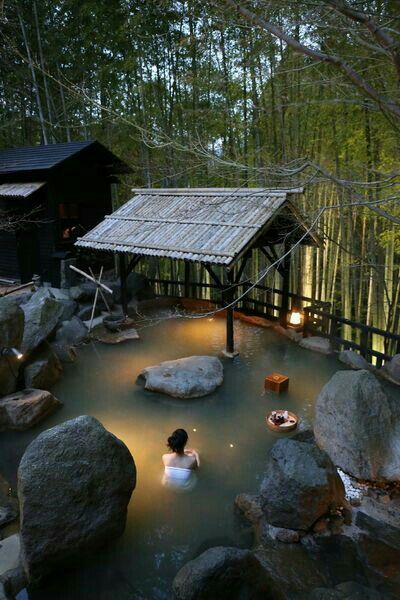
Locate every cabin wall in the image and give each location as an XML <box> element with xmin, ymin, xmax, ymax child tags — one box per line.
<box><xmin>0</xmin><ymin>231</ymin><xmax>18</xmax><ymax>279</ymax></box>
<box><xmin>0</xmin><ymin>144</ymin><xmax>119</xmax><ymax>283</ymax></box>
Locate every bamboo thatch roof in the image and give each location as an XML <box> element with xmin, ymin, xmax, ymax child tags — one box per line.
<box><xmin>0</xmin><ymin>182</ymin><xmax>45</xmax><ymax>198</ymax></box>
<box><xmin>75</xmin><ymin>188</ymin><xmax>305</xmax><ymax>265</ymax></box>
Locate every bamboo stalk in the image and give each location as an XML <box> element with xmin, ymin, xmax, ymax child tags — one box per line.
<box><xmin>69</xmin><ymin>265</ymin><xmax>113</xmax><ymax>294</ymax></box>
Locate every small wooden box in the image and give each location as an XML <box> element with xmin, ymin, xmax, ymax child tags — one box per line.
<box><xmin>264</xmin><ymin>372</ymin><xmax>289</xmax><ymax>393</ymax></box>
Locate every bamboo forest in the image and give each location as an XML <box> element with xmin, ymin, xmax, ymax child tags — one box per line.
<box><xmin>1</xmin><ymin>2</ymin><xmax>400</xmax><ymax>599</ymax></box>
<box><xmin>1</xmin><ymin>1</ymin><xmax>400</xmax><ymax>350</ymax></box>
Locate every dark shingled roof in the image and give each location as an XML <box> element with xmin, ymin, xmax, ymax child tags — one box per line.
<box><xmin>0</xmin><ymin>140</ymin><xmax>131</xmax><ymax>175</ymax></box>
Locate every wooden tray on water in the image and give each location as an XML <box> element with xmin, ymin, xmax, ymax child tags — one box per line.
<box><xmin>266</xmin><ymin>410</ymin><xmax>298</xmax><ymax>432</ymax></box>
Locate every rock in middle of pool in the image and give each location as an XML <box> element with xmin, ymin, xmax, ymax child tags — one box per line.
<box><xmin>139</xmin><ymin>355</ymin><xmax>224</xmax><ymax>398</ymax></box>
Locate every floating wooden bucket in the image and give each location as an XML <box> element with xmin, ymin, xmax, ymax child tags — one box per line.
<box><xmin>266</xmin><ymin>410</ymin><xmax>298</xmax><ymax>432</ymax></box>
<box><xmin>264</xmin><ymin>373</ymin><xmax>289</xmax><ymax>393</ymax></box>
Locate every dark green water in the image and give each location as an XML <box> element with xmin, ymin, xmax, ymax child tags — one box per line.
<box><xmin>1</xmin><ymin>314</ymin><xmax>344</xmax><ymax>599</ymax></box>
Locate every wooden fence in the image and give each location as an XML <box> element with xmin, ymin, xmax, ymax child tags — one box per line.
<box><xmin>147</xmin><ymin>275</ymin><xmax>400</xmax><ymax>366</ymax></box>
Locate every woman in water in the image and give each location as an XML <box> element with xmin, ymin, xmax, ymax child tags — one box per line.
<box><xmin>162</xmin><ymin>429</ymin><xmax>200</xmax><ymax>490</ymax></box>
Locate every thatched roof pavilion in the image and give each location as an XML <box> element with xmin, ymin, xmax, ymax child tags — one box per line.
<box><xmin>76</xmin><ymin>188</ymin><xmax>319</xmax><ymax>355</ymax></box>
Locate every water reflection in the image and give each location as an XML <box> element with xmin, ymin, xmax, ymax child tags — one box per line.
<box><xmin>0</xmin><ymin>312</ymin><xmax>346</xmax><ymax>599</ymax></box>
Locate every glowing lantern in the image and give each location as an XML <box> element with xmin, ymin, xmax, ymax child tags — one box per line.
<box><xmin>288</xmin><ymin>309</ymin><xmax>302</xmax><ymax>327</ymax></box>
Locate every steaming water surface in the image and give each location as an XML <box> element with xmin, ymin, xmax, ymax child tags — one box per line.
<box><xmin>0</xmin><ymin>314</ymin><xmax>344</xmax><ymax>599</ymax></box>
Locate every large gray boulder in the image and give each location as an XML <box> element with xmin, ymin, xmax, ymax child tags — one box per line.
<box><xmin>0</xmin><ymin>389</ymin><xmax>62</xmax><ymax>431</ymax></box>
<box><xmin>21</xmin><ymin>289</ymin><xmax>63</xmax><ymax>355</ymax></box>
<box><xmin>18</xmin><ymin>415</ymin><xmax>136</xmax><ymax>583</ymax></box>
<box><xmin>260</xmin><ymin>437</ymin><xmax>345</xmax><ymax>531</ymax></box>
<box><xmin>23</xmin><ymin>344</ymin><xmax>63</xmax><ymax>390</ymax></box>
<box><xmin>140</xmin><ymin>355</ymin><xmax>223</xmax><ymax>398</ymax></box>
<box><xmin>173</xmin><ymin>546</ymin><xmax>272</xmax><ymax>600</ymax></box>
<box><xmin>314</xmin><ymin>370</ymin><xmax>400</xmax><ymax>482</ymax></box>
<box><xmin>0</xmin><ymin>297</ymin><xmax>24</xmax><ymax>396</ymax></box>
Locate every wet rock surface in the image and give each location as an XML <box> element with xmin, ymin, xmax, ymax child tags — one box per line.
<box><xmin>314</xmin><ymin>370</ymin><xmax>400</xmax><ymax>482</ymax></box>
<box><xmin>140</xmin><ymin>355</ymin><xmax>224</xmax><ymax>398</ymax></box>
<box><xmin>0</xmin><ymin>389</ymin><xmax>62</xmax><ymax>431</ymax></box>
<box><xmin>18</xmin><ymin>415</ymin><xmax>136</xmax><ymax>584</ymax></box>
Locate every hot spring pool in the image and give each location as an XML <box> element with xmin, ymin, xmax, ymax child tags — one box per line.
<box><xmin>0</xmin><ymin>313</ymin><xmax>344</xmax><ymax>599</ymax></box>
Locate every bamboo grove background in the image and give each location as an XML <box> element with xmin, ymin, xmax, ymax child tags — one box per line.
<box><xmin>0</xmin><ymin>0</ymin><xmax>399</xmax><ymax>353</ymax></box>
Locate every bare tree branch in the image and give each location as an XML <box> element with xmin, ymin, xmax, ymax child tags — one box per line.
<box><xmin>0</xmin><ymin>206</ymin><xmax>46</xmax><ymax>232</ymax></box>
<box><xmin>222</xmin><ymin>0</ymin><xmax>400</xmax><ymax>118</ymax></box>
<box><xmin>324</xmin><ymin>0</ymin><xmax>400</xmax><ymax>81</ymax></box>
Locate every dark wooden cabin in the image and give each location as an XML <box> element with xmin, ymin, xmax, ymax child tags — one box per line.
<box><xmin>0</xmin><ymin>140</ymin><xmax>131</xmax><ymax>284</ymax></box>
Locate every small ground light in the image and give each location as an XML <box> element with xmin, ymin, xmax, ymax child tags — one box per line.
<box><xmin>193</xmin><ymin>428</ymin><xmax>197</xmax><ymax>432</ymax></box>
<box><xmin>1</xmin><ymin>347</ymin><xmax>23</xmax><ymax>360</ymax></box>
<box><xmin>229</xmin><ymin>443</ymin><xmax>234</xmax><ymax>448</ymax></box>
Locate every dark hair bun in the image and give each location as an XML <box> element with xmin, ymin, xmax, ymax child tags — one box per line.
<box><xmin>167</xmin><ymin>428</ymin><xmax>188</xmax><ymax>452</ymax></box>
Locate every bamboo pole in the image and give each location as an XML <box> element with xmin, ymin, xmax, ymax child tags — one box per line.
<box><xmin>69</xmin><ymin>265</ymin><xmax>113</xmax><ymax>294</ymax></box>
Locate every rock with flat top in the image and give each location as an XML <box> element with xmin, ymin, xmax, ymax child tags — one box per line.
<box><xmin>314</xmin><ymin>370</ymin><xmax>400</xmax><ymax>482</ymax></box>
<box><xmin>18</xmin><ymin>415</ymin><xmax>136</xmax><ymax>584</ymax></box>
<box><xmin>91</xmin><ymin>323</ymin><xmax>140</xmax><ymax>344</ymax></box>
<box><xmin>140</xmin><ymin>355</ymin><xmax>223</xmax><ymax>398</ymax></box>
<box><xmin>299</xmin><ymin>336</ymin><xmax>332</xmax><ymax>355</ymax></box>
<box><xmin>0</xmin><ymin>389</ymin><xmax>62</xmax><ymax>431</ymax></box>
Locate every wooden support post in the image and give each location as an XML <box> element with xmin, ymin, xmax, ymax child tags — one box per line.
<box><xmin>224</xmin><ymin>269</ymin><xmax>237</xmax><ymax>357</ymax></box>
<box><xmin>279</xmin><ymin>244</ymin><xmax>291</xmax><ymax>327</ymax></box>
<box><xmin>234</xmin><ymin>251</ymin><xmax>251</xmax><ymax>312</ymax></box>
<box><xmin>360</xmin><ymin>328</ymin><xmax>369</xmax><ymax>360</ymax></box>
<box><xmin>184</xmin><ymin>261</ymin><xmax>191</xmax><ymax>298</ymax></box>
<box><xmin>119</xmin><ymin>253</ymin><xmax>128</xmax><ymax>316</ymax></box>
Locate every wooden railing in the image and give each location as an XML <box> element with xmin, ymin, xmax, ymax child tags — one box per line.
<box><xmin>303</xmin><ymin>307</ymin><xmax>400</xmax><ymax>367</ymax></box>
<box><xmin>147</xmin><ymin>276</ymin><xmax>399</xmax><ymax>365</ymax></box>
